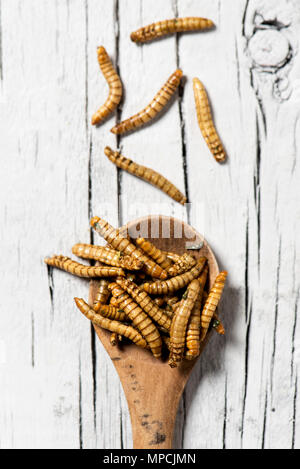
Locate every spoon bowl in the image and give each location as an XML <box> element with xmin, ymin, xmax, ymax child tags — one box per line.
<box><xmin>89</xmin><ymin>215</ymin><xmax>219</xmax><ymax>449</ymax></box>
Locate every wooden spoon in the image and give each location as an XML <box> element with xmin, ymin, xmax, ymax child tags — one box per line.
<box><xmin>89</xmin><ymin>215</ymin><xmax>219</xmax><ymax>449</ymax></box>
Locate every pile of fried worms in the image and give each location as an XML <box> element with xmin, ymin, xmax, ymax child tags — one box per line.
<box><xmin>45</xmin><ymin>216</ymin><xmax>227</xmax><ymax>368</ymax></box>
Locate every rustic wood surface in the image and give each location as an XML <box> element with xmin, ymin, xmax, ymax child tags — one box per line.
<box><xmin>0</xmin><ymin>0</ymin><xmax>299</xmax><ymax>449</ymax></box>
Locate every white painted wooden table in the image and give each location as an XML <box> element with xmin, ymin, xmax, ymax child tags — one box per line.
<box><xmin>0</xmin><ymin>0</ymin><xmax>299</xmax><ymax>449</ymax></box>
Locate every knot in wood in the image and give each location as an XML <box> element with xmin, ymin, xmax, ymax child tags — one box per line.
<box><xmin>248</xmin><ymin>29</ymin><xmax>291</xmax><ymax>70</ymax></box>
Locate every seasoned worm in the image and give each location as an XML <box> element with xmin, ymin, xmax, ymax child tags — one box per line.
<box><xmin>109</xmin><ymin>296</ymin><xmax>120</xmax><ymax>307</ymax></box>
<box><xmin>105</xmin><ymin>147</ymin><xmax>187</xmax><ymax>205</ymax></box>
<box><xmin>164</xmin><ymin>295</ymin><xmax>180</xmax><ymax>307</ymax></box>
<box><xmin>93</xmin><ymin>303</ymin><xmax>127</xmax><ymax>322</ymax></box>
<box><xmin>110</xmin><ymin>69</ymin><xmax>182</xmax><ymax>135</ymax></box>
<box><xmin>91</xmin><ymin>46</ymin><xmax>122</xmax><ymax>125</ymax></box>
<box><xmin>116</xmin><ymin>277</ymin><xmax>171</xmax><ymax>331</ymax></box>
<box><xmin>193</xmin><ymin>78</ymin><xmax>226</xmax><ymax>163</ymax></box>
<box><xmin>143</xmin><ymin>257</ymin><xmax>207</xmax><ymax>295</ymax></box>
<box><xmin>167</xmin><ymin>253</ymin><xmax>196</xmax><ymax>276</ymax></box>
<box><xmin>153</xmin><ymin>297</ymin><xmax>166</xmax><ymax>307</ymax></box>
<box><xmin>74</xmin><ymin>298</ymin><xmax>147</xmax><ymax>349</ymax></box>
<box><xmin>186</xmin><ymin>265</ymin><xmax>208</xmax><ymax>360</ymax></box>
<box><xmin>110</xmin><ymin>333</ymin><xmax>119</xmax><ymax>346</ymax></box>
<box><xmin>169</xmin><ymin>279</ymin><xmax>200</xmax><ymax>367</ymax></box>
<box><xmin>72</xmin><ymin>243</ymin><xmax>143</xmax><ymax>270</ymax></box>
<box><xmin>163</xmin><ymin>251</ymin><xmax>181</xmax><ymax>263</ymax></box>
<box><xmin>130</xmin><ymin>17</ymin><xmax>214</xmax><ymax>43</ymax></box>
<box><xmin>91</xmin><ymin>217</ymin><xmax>167</xmax><ymax>279</ymax></box>
<box><xmin>135</xmin><ymin>238</ymin><xmax>173</xmax><ymax>270</ymax></box>
<box><xmin>212</xmin><ymin>315</ymin><xmax>225</xmax><ymax>335</ymax></box>
<box><xmin>201</xmin><ymin>291</ymin><xmax>225</xmax><ymax>336</ymax></box>
<box><xmin>93</xmin><ymin>279</ymin><xmax>110</xmax><ymax>307</ymax></box>
<box><xmin>200</xmin><ymin>271</ymin><xmax>227</xmax><ymax>342</ymax></box>
<box><xmin>44</xmin><ymin>255</ymin><xmax>125</xmax><ymax>278</ymax></box>
<box><xmin>108</xmin><ymin>283</ymin><xmax>162</xmax><ymax>359</ymax></box>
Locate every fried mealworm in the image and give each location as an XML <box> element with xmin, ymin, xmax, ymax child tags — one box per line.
<box><xmin>200</xmin><ymin>271</ymin><xmax>227</xmax><ymax>342</ymax></box>
<box><xmin>130</xmin><ymin>17</ymin><xmax>214</xmax><ymax>43</ymax></box>
<box><xmin>109</xmin><ymin>296</ymin><xmax>119</xmax><ymax>307</ymax></box>
<box><xmin>135</xmin><ymin>238</ymin><xmax>173</xmax><ymax>270</ymax></box>
<box><xmin>110</xmin><ymin>332</ymin><xmax>120</xmax><ymax>346</ymax></box>
<box><xmin>74</xmin><ymin>298</ymin><xmax>147</xmax><ymax>349</ymax></box>
<box><xmin>110</xmin><ymin>69</ymin><xmax>182</xmax><ymax>135</ymax></box>
<box><xmin>201</xmin><ymin>291</ymin><xmax>225</xmax><ymax>336</ymax></box>
<box><xmin>108</xmin><ymin>283</ymin><xmax>162</xmax><ymax>358</ymax></box>
<box><xmin>93</xmin><ymin>279</ymin><xmax>110</xmax><ymax>307</ymax></box>
<box><xmin>164</xmin><ymin>295</ymin><xmax>180</xmax><ymax>307</ymax></box>
<box><xmin>212</xmin><ymin>315</ymin><xmax>225</xmax><ymax>335</ymax></box>
<box><xmin>167</xmin><ymin>252</ymin><xmax>196</xmax><ymax>277</ymax></box>
<box><xmin>142</xmin><ymin>257</ymin><xmax>207</xmax><ymax>295</ymax></box>
<box><xmin>163</xmin><ymin>251</ymin><xmax>181</xmax><ymax>263</ymax></box>
<box><xmin>105</xmin><ymin>147</ymin><xmax>187</xmax><ymax>205</ymax></box>
<box><xmin>193</xmin><ymin>78</ymin><xmax>226</xmax><ymax>163</ymax></box>
<box><xmin>93</xmin><ymin>303</ymin><xmax>127</xmax><ymax>322</ymax></box>
<box><xmin>153</xmin><ymin>297</ymin><xmax>165</xmax><ymax>307</ymax></box>
<box><xmin>91</xmin><ymin>46</ymin><xmax>122</xmax><ymax>125</ymax></box>
<box><xmin>185</xmin><ymin>265</ymin><xmax>208</xmax><ymax>360</ymax></box>
<box><xmin>72</xmin><ymin>243</ymin><xmax>143</xmax><ymax>270</ymax></box>
<box><xmin>44</xmin><ymin>255</ymin><xmax>125</xmax><ymax>278</ymax></box>
<box><xmin>169</xmin><ymin>279</ymin><xmax>200</xmax><ymax>367</ymax></box>
<box><xmin>116</xmin><ymin>277</ymin><xmax>171</xmax><ymax>331</ymax></box>
<box><xmin>91</xmin><ymin>216</ymin><xmax>167</xmax><ymax>279</ymax></box>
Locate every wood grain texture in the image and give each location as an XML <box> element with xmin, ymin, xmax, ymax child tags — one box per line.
<box><xmin>0</xmin><ymin>0</ymin><xmax>299</xmax><ymax>449</ymax></box>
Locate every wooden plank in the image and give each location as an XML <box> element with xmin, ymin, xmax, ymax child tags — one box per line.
<box><xmin>0</xmin><ymin>0</ymin><xmax>93</xmax><ymax>448</ymax></box>
<box><xmin>116</xmin><ymin>0</ymin><xmax>188</xmax><ymax>448</ymax></box>
<box><xmin>85</xmin><ymin>0</ymin><xmax>127</xmax><ymax>449</ymax></box>
<box><xmin>0</xmin><ymin>0</ymin><xmax>299</xmax><ymax>449</ymax></box>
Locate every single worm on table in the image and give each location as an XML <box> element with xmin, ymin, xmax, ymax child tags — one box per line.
<box><xmin>90</xmin><ymin>216</ymin><xmax>168</xmax><ymax>280</ymax></box>
<box><xmin>142</xmin><ymin>257</ymin><xmax>207</xmax><ymax>295</ymax></box>
<box><xmin>93</xmin><ymin>279</ymin><xmax>110</xmax><ymax>309</ymax></box>
<box><xmin>169</xmin><ymin>279</ymin><xmax>201</xmax><ymax>368</ymax></box>
<box><xmin>200</xmin><ymin>271</ymin><xmax>227</xmax><ymax>342</ymax></box>
<box><xmin>135</xmin><ymin>238</ymin><xmax>173</xmax><ymax>270</ymax></box>
<box><xmin>44</xmin><ymin>255</ymin><xmax>125</xmax><ymax>278</ymax></box>
<box><xmin>108</xmin><ymin>283</ymin><xmax>162</xmax><ymax>359</ymax></box>
<box><xmin>110</xmin><ymin>69</ymin><xmax>183</xmax><ymax>135</ymax></box>
<box><xmin>91</xmin><ymin>46</ymin><xmax>122</xmax><ymax>126</ymax></box>
<box><xmin>193</xmin><ymin>78</ymin><xmax>226</xmax><ymax>163</ymax></box>
<box><xmin>93</xmin><ymin>303</ymin><xmax>127</xmax><ymax>322</ymax></box>
<box><xmin>130</xmin><ymin>17</ymin><xmax>214</xmax><ymax>43</ymax></box>
<box><xmin>201</xmin><ymin>290</ymin><xmax>225</xmax><ymax>336</ymax></box>
<box><xmin>116</xmin><ymin>277</ymin><xmax>171</xmax><ymax>331</ymax></box>
<box><xmin>167</xmin><ymin>252</ymin><xmax>196</xmax><ymax>277</ymax></box>
<box><xmin>72</xmin><ymin>243</ymin><xmax>143</xmax><ymax>270</ymax></box>
<box><xmin>185</xmin><ymin>265</ymin><xmax>208</xmax><ymax>360</ymax></box>
<box><xmin>104</xmin><ymin>147</ymin><xmax>187</xmax><ymax>205</ymax></box>
<box><xmin>74</xmin><ymin>298</ymin><xmax>147</xmax><ymax>349</ymax></box>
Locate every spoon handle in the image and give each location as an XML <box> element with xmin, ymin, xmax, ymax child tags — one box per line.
<box><xmin>117</xmin><ymin>356</ymin><xmax>193</xmax><ymax>449</ymax></box>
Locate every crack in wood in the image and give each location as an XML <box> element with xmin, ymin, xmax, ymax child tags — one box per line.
<box><xmin>270</xmin><ymin>237</ymin><xmax>281</xmax><ymax>397</ymax></box>
<box><xmin>31</xmin><ymin>312</ymin><xmax>35</xmax><ymax>368</ymax></box>
<box><xmin>292</xmin><ymin>374</ymin><xmax>298</xmax><ymax>449</ymax></box>
<box><xmin>261</xmin><ymin>389</ymin><xmax>268</xmax><ymax>449</ymax></box>
<box><xmin>46</xmin><ymin>265</ymin><xmax>54</xmax><ymax>320</ymax></box>
<box><xmin>241</xmin><ymin>300</ymin><xmax>252</xmax><ymax>444</ymax></box>
<box><xmin>172</xmin><ymin>0</ymin><xmax>190</xmax><ymax>212</ymax></box>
